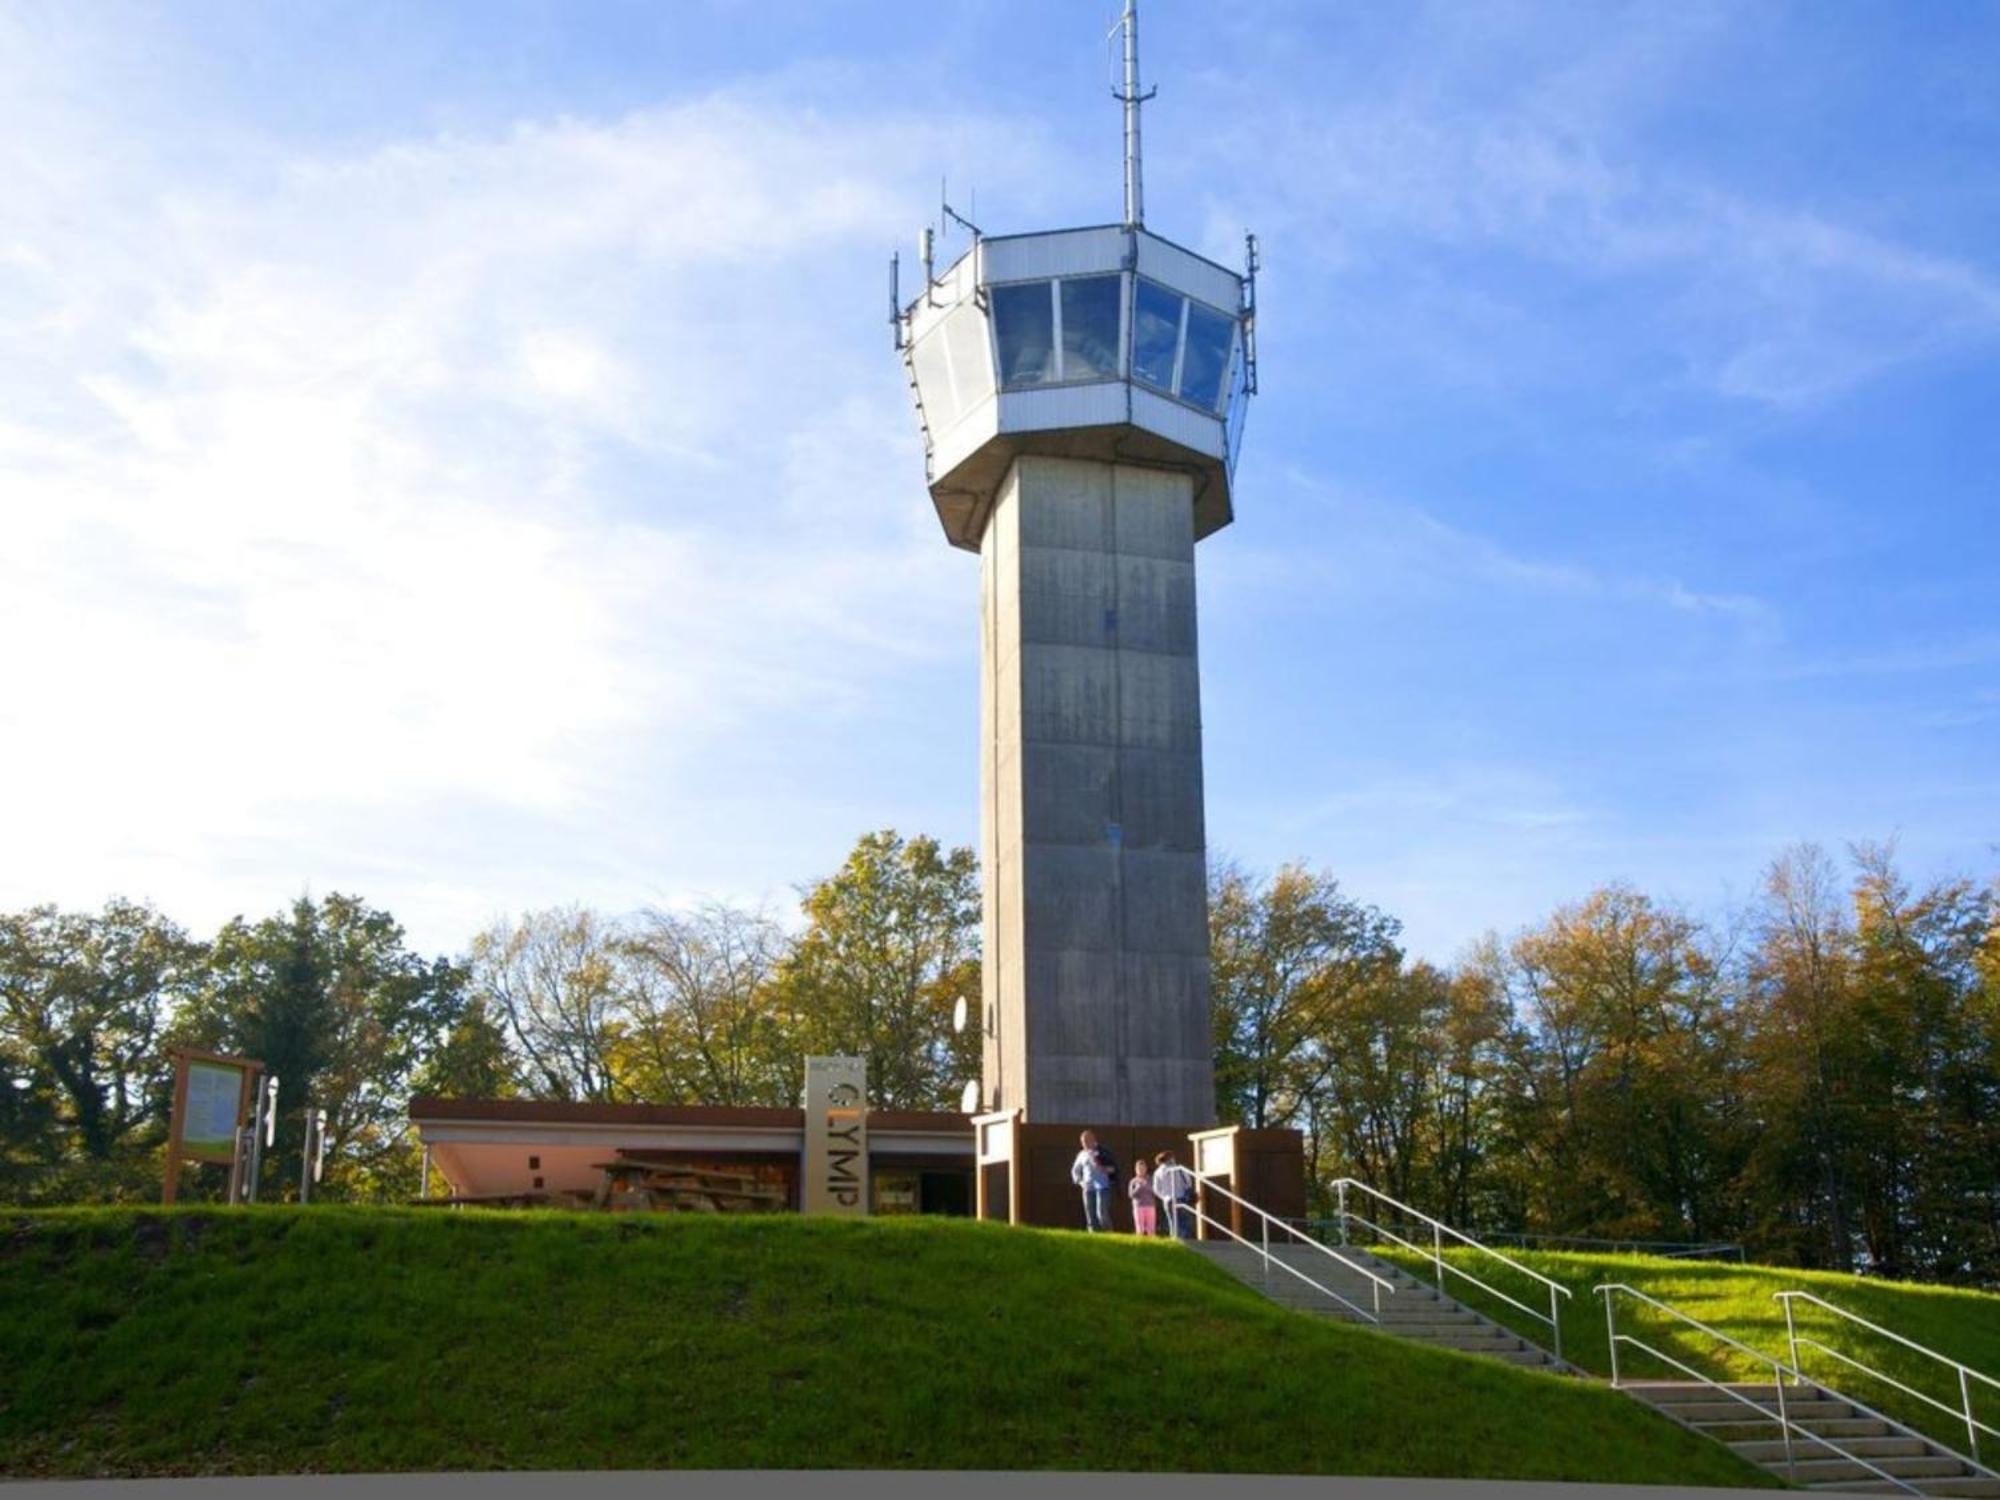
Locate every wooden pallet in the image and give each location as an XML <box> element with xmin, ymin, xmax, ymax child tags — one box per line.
<box><xmin>590</xmin><ymin>1161</ymin><xmax>788</xmax><ymax>1214</ymax></box>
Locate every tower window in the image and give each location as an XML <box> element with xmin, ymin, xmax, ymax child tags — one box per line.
<box><xmin>1133</xmin><ymin>277</ymin><xmax>1236</xmax><ymax>414</ymax></box>
<box><xmin>1131</xmin><ymin>280</ymin><xmax>1184</xmax><ymax>392</ymax></box>
<box><xmin>992</xmin><ymin>280</ymin><xmax>1056</xmax><ymax>386</ymax></box>
<box><xmin>1060</xmin><ymin>275</ymin><xmax>1122</xmax><ymax>381</ymax></box>
<box><xmin>1179</xmin><ymin>301</ymin><xmax>1235</xmax><ymax>412</ymax></box>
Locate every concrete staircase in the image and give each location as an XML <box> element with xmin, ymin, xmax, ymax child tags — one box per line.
<box><xmin>1188</xmin><ymin>1239</ymin><xmax>1565</xmax><ymax>1372</ymax></box>
<box><xmin>1621</xmin><ymin>1381</ymin><xmax>2000</xmax><ymax>1496</ymax></box>
<box><xmin>1193</xmin><ymin>1236</ymin><xmax>2000</xmax><ymax>1496</ymax></box>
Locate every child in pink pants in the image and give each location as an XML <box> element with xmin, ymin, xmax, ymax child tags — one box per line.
<box><xmin>1128</xmin><ymin>1158</ymin><xmax>1159</xmax><ymax>1236</ymax></box>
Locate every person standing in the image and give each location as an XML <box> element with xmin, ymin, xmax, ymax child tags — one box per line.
<box><xmin>1154</xmin><ymin>1150</ymin><xmax>1195</xmax><ymax>1240</ymax></box>
<box><xmin>1070</xmin><ymin>1130</ymin><xmax>1116</xmax><ymax>1232</ymax></box>
<box><xmin>1128</xmin><ymin>1157</ymin><xmax>1159</xmax><ymax>1237</ymax></box>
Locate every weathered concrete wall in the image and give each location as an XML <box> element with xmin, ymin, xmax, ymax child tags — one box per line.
<box><xmin>979</xmin><ymin>455</ymin><xmax>1216</xmax><ymax>1127</ymax></box>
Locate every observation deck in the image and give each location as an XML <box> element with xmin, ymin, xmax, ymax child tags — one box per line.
<box><xmin>900</xmin><ymin>222</ymin><xmax>1254</xmax><ymax>552</ymax></box>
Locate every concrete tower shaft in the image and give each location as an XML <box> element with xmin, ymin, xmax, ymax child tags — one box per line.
<box><xmin>979</xmin><ymin>456</ymin><xmax>1214</xmax><ymax>1126</ymax></box>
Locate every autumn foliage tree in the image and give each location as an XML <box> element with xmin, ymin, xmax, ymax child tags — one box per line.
<box><xmin>4</xmin><ymin>832</ymin><xmax>1996</xmax><ymax>1285</ymax></box>
<box><xmin>766</xmin><ymin>831</ymin><xmax>981</xmax><ymax>1111</ymax></box>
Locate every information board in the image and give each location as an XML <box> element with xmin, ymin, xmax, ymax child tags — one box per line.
<box><xmin>162</xmin><ymin>1047</ymin><xmax>262</xmax><ymax>1203</ymax></box>
<box><xmin>181</xmin><ymin>1060</ymin><xmax>246</xmax><ymax>1158</ymax></box>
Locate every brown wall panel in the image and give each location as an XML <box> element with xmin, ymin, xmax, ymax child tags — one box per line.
<box><xmin>1003</xmin><ymin>1122</ymin><xmax>1304</xmax><ymax>1231</ymax></box>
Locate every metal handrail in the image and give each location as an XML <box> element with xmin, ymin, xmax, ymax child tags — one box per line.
<box><xmin>1776</xmin><ymin>1289</ymin><xmax>1999</xmax><ymax>1471</ymax></box>
<box><xmin>1327</xmin><ymin>1178</ymin><xmax>1572</xmax><ymax>1361</ymax></box>
<box><xmin>1597</xmin><ymin>1282</ymin><xmax>1923</xmax><ymax>1496</ymax></box>
<box><xmin>1183</xmin><ymin>1198</ymin><xmax>1386</xmax><ymax>1325</ymax></box>
<box><xmin>1341</xmin><ymin>1206</ymin><xmax>1560</xmax><ymax>1343</ymax></box>
<box><xmin>1189</xmin><ymin>1171</ymin><xmax>1395</xmax><ymax>1324</ymax></box>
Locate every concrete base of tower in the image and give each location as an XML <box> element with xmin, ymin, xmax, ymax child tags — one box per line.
<box><xmin>971</xmin><ymin>1113</ymin><xmax>1306</xmax><ymax>1233</ymax></box>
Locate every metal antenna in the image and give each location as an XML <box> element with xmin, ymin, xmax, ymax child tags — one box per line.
<box><xmin>1243</xmin><ymin>230</ymin><xmax>1261</xmax><ymax>395</ymax></box>
<box><xmin>889</xmin><ymin>251</ymin><xmax>902</xmax><ymax>350</ymax></box>
<box><xmin>1110</xmin><ymin>0</ymin><xmax>1157</xmax><ymax>228</ymax></box>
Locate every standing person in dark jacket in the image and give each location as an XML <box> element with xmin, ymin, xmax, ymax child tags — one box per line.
<box><xmin>1069</xmin><ymin>1130</ymin><xmax>1117</xmax><ymax>1232</ymax></box>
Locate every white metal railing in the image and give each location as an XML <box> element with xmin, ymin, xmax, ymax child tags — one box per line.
<box><xmin>1188</xmin><ymin>1171</ymin><xmax>1396</xmax><ymax>1324</ymax></box>
<box><xmin>1324</xmin><ymin>1178</ymin><xmax>1573</xmax><ymax>1362</ymax></box>
<box><xmin>1776</xmin><ymin>1289</ymin><xmax>2000</xmax><ymax>1473</ymax></box>
<box><xmin>1598</xmin><ymin>1283</ymin><xmax>1923</xmax><ymax>1495</ymax></box>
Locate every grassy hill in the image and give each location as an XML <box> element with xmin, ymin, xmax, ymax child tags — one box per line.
<box><xmin>2</xmin><ymin>1207</ymin><xmax>1772</xmax><ymax>1483</ymax></box>
<box><xmin>1370</xmin><ymin>1242</ymin><xmax>2000</xmax><ymax>1455</ymax></box>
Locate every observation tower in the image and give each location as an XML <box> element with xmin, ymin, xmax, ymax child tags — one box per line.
<box><xmin>896</xmin><ymin>3</ymin><xmax>1258</xmax><ymax>1138</ymax></box>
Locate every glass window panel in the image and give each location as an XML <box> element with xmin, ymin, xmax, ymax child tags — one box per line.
<box><xmin>1059</xmin><ymin>275</ymin><xmax>1121</xmax><ymax>382</ymax></box>
<box><xmin>1178</xmin><ymin>301</ymin><xmax>1235</xmax><ymax>411</ymax></box>
<box><xmin>991</xmin><ymin>280</ymin><xmax>1055</xmax><ymax>386</ymax></box>
<box><xmin>1132</xmin><ymin>280</ymin><xmax>1183</xmax><ymax>391</ymax></box>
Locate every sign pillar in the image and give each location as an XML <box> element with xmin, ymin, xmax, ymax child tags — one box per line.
<box><xmin>801</xmin><ymin>1056</ymin><xmax>868</xmax><ymax>1215</ymax></box>
<box><xmin>973</xmin><ymin>1108</ymin><xmax>1022</xmax><ymax>1225</ymax></box>
<box><xmin>1191</xmin><ymin>1125</ymin><xmax>1241</xmax><ymax>1243</ymax></box>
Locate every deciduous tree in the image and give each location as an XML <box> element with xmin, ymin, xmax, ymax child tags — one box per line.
<box><xmin>767</xmin><ymin>831</ymin><xmax>980</xmax><ymax>1111</ymax></box>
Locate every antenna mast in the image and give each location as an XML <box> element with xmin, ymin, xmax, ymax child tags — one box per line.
<box><xmin>1112</xmin><ymin>0</ymin><xmax>1157</xmax><ymax>228</ymax></box>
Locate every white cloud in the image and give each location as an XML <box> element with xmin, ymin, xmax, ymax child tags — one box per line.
<box><xmin>1206</xmin><ymin>8</ymin><xmax>2000</xmax><ymax>407</ymax></box>
<box><xmin>1209</xmin><ymin>472</ymin><xmax>1779</xmax><ymax>638</ymax></box>
<box><xmin>0</xmin><ymin>60</ymin><xmax>1061</xmax><ymax>944</ymax></box>
<box><xmin>1</xmin><ymin>5</ymin><xmax>1990</xmax><ymax>968</ymax></box>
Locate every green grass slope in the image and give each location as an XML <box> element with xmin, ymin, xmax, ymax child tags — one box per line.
<box><xmin>2</xmin><ymin>1208</ymin><xmax>1772</xmax><ymax>1483</ymax></box>
<box><xmin>1372</xmin><ymin>1243</ymin><xmax>2000</xmax><ymax>1454</ymax></box>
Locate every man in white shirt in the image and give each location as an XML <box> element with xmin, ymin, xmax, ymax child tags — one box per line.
<box><xmin>1153</xmin><ymin>1151</ymin><xmax>1196</xmax><ymax>1240</ymax></box>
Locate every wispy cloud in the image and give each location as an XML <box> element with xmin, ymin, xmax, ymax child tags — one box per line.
<box><xmin>0</xmin><ymin>64</ymin><xmax>1065</xmax><ymax>939</ymax></box>
<box><xmin>1211</xmin><ymin>473</ymin><xmax>1779</xmax><ymax>635</ymax></box>
<box><xmin>1782</xmin><ymin>635</ymin><xmax>2000</xmax><ymax>682</ymax></box>
<box><xmin>1203</xmin><ymin>5</ymin><xmax>2000</xmax><ymax>407</ymax></box>
<box><xmin>1</xmin><ymin>4</ymin><xmax>1991</xmax><ymax>965</ymax></box>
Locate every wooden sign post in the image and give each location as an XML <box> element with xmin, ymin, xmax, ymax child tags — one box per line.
<box><xmin>163</xmin><ymin>1048</ymin><xmax>264</xmax><ymax>1205</ymax></box>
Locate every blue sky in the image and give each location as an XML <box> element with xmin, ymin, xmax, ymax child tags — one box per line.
<box><xmin>2</xmin><ymin>1</ymin><xmax>1994</xmax><ymax>963</ymax></box>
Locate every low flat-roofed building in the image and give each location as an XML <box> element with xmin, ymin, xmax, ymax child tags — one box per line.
<box><xmin>409</xmin><ymin>1097</ymin><xmax>977</xmax><ymax>1216</ymax></box>
<box><xmin>410</xmin><ymin>1096</ymin><xmax>1305</xmax><ymax>1233</ymax></box>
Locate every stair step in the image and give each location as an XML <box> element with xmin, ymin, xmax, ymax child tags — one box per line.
<box><xmin>1774</xmin><ymin>1455</ymin><xmax>1970</xmax><ymax>1482</ymax></box>
<box><xmin>1808</xmin><ymin>1488</ymin><xmax>2000</xmax><ymax>1496</ymax></box>
<box><xmin>1704</xmin><ymin>1419</ymin><xmax>1894</xmax><ymax>1442</ymax></box>
<box><xmin>1733</xmin><ymin>1437</ymin><xmax>1930</xmax><ymax>1462</ymax></box>
<box><xmin>1680</xmin><ymin>1408</ymin><xmax>1848</xmax><ymax>1424</ymax></box>
<box><xmin>1624</xmin><ymin>1382</ymin><xmax>1791</xmax><ymax>1402</ymax></box>
<box><xmin>1391</xmin><ymin>1327</ymin><xmax>1520</xmax><ymax>1347</ymax></box>
<box><xmin>1234</xmin><ymin>1285</ymin><xmax>1437</xmax><ymax>1306</ymax></box>
<box><xmin>1675</xmin><ymin>1400</ymin><xmax>1854</xmax><ymax>1424</ymax></box>
<box><xmin>1261</xmin><ymin>1272</ymin><xmax>1420</xmax><ymax>1294</ymax></box>
<box><xmin>1376</xmin><ymin>1312</ymin><xmax>1488</xmax><ymax>1326</ymax></box>
<box><xmin>1256</xmin><ymin>1272</ymin><xmax>1416</xmax><ymax>1296</ymax></box>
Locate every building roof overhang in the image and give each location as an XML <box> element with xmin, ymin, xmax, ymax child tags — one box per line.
<box><xmin>407</xmin><ymin>1098</ymin><xmax>976</xmax><ymax>1201</ymax></box>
